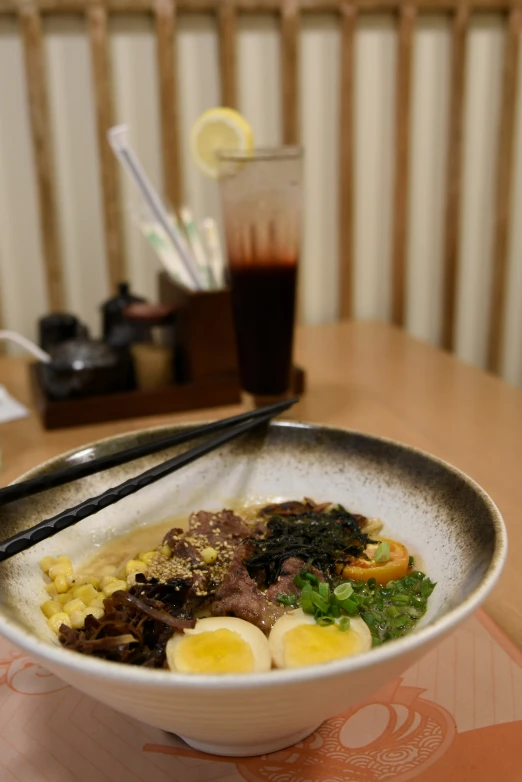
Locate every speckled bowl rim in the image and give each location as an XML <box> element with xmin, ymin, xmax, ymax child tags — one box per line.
<box><xmin>0</xmin><ymin>420</ymin><xmax>508</xmax><ymax>690</ymax></box>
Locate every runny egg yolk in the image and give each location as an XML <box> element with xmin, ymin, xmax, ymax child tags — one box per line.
<box><xmin>173</xmin><ymin>629</ymin><xmax>255</xmax><ymax>674</ymax></box>
<box><xmin>283</xmin><ymin>624</ymin><xmax>366</xmax><ymax>668</ymax></box>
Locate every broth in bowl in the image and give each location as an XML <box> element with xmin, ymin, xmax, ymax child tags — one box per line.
<box><xmin>39</xmin><ymin>499</ymin><xmax>435</xmax><ymax>673</ymax></box>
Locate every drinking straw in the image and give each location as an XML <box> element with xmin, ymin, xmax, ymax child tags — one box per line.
<box><xmin>108</xmin><ymin>126</ymin><xmax>204</xmax><ymax>290</ymax></box>
<box><xmin>201</xmin><ymin>218</ymin><xmax>226</xmax><ymax>288</ymax></box>
<box><xmin>179</xmin><ymin>206</ymin><xmax>215</xmax><ymax>289</ymax></box>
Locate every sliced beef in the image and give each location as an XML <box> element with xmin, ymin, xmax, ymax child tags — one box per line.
<box><xmin>261</xmin><ymin>498</ymin><xmax>331</xmax><ymax>517</ymax></box>
<box><xmin>189</xmin><ymin>509</ymin><xmax>250</xmax><ymax>544</ymax></box>
<box><xmin>265</xmin><ymin>557</ymin><xmax>325</xmax><ymax>602</ymax></box>
<box><xmin>210</xmin><ymin>543</ymin><xmax>284</xmax><ymax>633</ymax></box>
<box><xmin>156</xmin><ymin>510</ymin><xmax>251</xmax><ymax>599</ymax></box>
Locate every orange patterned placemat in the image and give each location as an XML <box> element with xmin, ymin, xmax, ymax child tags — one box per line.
<box><xmin>0</xmin><ymin>610</ymin><xmax>521</xmax><ymax>782</ymax></box>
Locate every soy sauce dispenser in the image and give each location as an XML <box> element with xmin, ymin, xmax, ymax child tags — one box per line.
<box><xmin>101</xmin><ymin>282</ymin><xmax>146</xmax><ymax>345</ymax></box>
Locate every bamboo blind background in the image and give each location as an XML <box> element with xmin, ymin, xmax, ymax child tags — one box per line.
<box><xmin>1</xmin><ymin>2</ymin><xmax>522</xmax><ymax>385</ymax></box>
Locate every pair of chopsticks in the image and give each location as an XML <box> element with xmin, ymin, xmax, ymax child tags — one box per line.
<box><xmin>0</xmin><ymin>397</ymin><xmax>298</xmax><ymax>563</ymax></box>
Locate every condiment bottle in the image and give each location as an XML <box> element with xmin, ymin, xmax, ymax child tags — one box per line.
<box><xmin>123</xmin><ymin>303</ymin><xmax>176</xmax><ymax>391</ymax></box>
<box><xmin>101</xmin><ymin>282</ymin><xmax>146</xmax><ymax>344</ymax></box>
<box><xmin>38</xmin><ymin>313</ymin><xmax>84</xmax><ymax>352</ymax></box>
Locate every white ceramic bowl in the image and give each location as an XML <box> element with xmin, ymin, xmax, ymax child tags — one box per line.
<box><xmin>0</xmin><ymin>422</ymin><xmax>507</xmax><ymax>756</ymax></box>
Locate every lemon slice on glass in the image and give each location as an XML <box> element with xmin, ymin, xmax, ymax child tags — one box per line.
<box><xmin>190</xmin><ymin>107</ymin><xmax>254</xmax><ymax>179</ymax></box>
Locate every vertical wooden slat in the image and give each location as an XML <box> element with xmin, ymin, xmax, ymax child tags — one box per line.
<box><xmin>391</xmin><ymin>4</ymin><xmax>416</xmax><ymax>327</ymax></box>
<box><xmin>487</xmin><ymin>7</ymin><xmax>522</xmax><ymax>374</ymax></box>
<box><xmin>87</xmin><ymin>0</ymin><xmax>126</xmax><ymax>292</ymax></box>
<box><xmin>155</xmin><ymin>0</ymin><xmax>182</xmax><ymax>209</ymax></box>
<box><xmin>281</xmin><ymin>0</ymin><xmax>299</xmax><ymax>144</ymax></box>
<box><xmin>19</xmin><ymin>2</ymin><xmax>65</xmax><ymax>312</ymax></box>
<box><xmin>218</xmin><ymin>1</ymin><xmax>237</xmax><ymax>108</ymax></box>
<box><xmin>441</xmin><ymin>4</ymin><xmax>469</xmax><ymax>351</ymax></box>
<box><xmin>339</xmin><ymin>3</ymin><xmax>356</xmax><ymax>320</ymax></box>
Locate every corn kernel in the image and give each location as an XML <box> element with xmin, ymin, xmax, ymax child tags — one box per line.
<box><xmin>63</xmin><ymin>599</ymin><xmax>85</xmax><ymax>615</ymax></box>
<box><xmin>44</xmin><ymin>582</ymin><xmax>58</xmax><ymax>598</ymax></box>
<box><xmin>90</xmin><ymin>597</ymin><xmax>105</xmax><ymax>609</ymax></box>
<box><xmin>40</xmin><ymin>556</ymin><xmax>55</xmax><ymax>573</ymax></box>
<box><xmin>201</xmin><ymin>546</ymin><xmax>218</xmax><ymax>565</ymax></box>
<box><xmin>100</xmin><ymin>575</ymin><xmax>118</xmax><ymax>589</ymax></box>
<box><xmin>84</xmin><ymin>606</ymin><xmax>104</xmax><ymax>620</ymax></box>
<box><xmin>160</xmin><ymin>544</ymin><xmax>172</xmax><ymax>558</ymax></box>
<box><xmin>57</xmin><ymin>591</ymin><xmax>73</xmax><ymax>604</ymax></box>
<box><xmin>47</xmin><ymin>612</ymin><xmax>71</xmax><ymax>634</ymax></box>
<box><xmin>72</xmin><ymin>583</ymin><xmax>99</xmax><ymax>605</ymax></box>
<box><xmin>54</xmin><ymin>574</ymin><xmax>70</xmax><ymax>593</ymax></box>
<box><xmin>99</xmin><ymin>565</ymin><xmax>117</xmax><ymax>577</ymax></box>
<box><xmin>125</xmin><ymin>559</ymin><xmax>146</xmax><ymax>577</ymax></box>
<box><xmin>41</xmin><ymin>600</ymin><xmax>62</xmax><ymax>618</ymax></box>
<box><xmin>49</xmin><ymin>561</ymin><xmax>73</xmax><ymax>579</ymax></box>
<box><xmin>71</xmin><ymin>574</ymin><xmax>100</xmax><ymax>590</ymax></box>
<box><xmin>138</xmin><ymin>551</ymin><xmax>156</xmax><ymax>566</ymax></box>
<box><xmin>103</xmin><ymin>579</ymin><xmax>127</xmax><ymax>597</ymax></box>
<box><xmin>69</xmin><ymin>610</ymin><xmax>86</xmax><ymax>629</ymax></box>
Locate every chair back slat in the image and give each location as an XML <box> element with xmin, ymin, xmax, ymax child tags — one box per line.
<box><xmin>339</xmin><ymin>3</ymin><xmax>356</xmax><ymax>319</ymax></box>
<box><xmin>3</xmin><ymin>0</ymin><xmax>521</xmax><ymax>381</ymax></box>
<box><xmin>87</xmin><ymin>1</ymin><xmax>126</xmax><ymax>292</ymax></box>
<box><xmin>441</xmin><ymin>4</ymin><xmax>469</xmax><ymax>351</ymax></box>
<box><xmin>19</xmin><ymin>2</ymin><xmax>65</xmax><ymax>311</ymax></box>
<box><xmin>218</xmin><ymin>2</ymin><xmax>237</xmax><ymax>107</ymax></box>
<box><xmin>155</xmin><ymin>0</ymin><xmax>182</xmax><ymax>209</ymax></box>
<box><xmin>487</xmin><ymin>6</ymin><xmax>521</xmax><ymax>373</ymax></box>
<box><xmin>391</xmin><ymin>4</ymin><xmax>416</xmax><ymax>326</ymax></box>
<box><xmin>281</xmin><ymin>0</ymin><xmax>299</xmax><ymax>143</ymax></box>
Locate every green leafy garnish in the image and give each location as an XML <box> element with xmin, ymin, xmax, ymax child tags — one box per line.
<box><xmin>287</xmin><ymin>566</ymin><xmax>436</xmax><ymax>643</ymax></box>
<box><xmin>275</xmin><ymin>593</ymin><xmax>299</xmax><ymax>607</ymax></box>
<box><xmin>374</xmin><ymin>541</ymin><xmax>391</xmax><ymax>563</ymax></box>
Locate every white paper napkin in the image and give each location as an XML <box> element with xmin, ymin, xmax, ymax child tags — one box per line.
<box><xmin>0</xmin><ymin>385</ymin><xmax>29</xmax><ymax>423</ymax></box>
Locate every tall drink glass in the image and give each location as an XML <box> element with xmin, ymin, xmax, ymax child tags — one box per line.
<box><xmin>218</xmin><ymin>147</ymin><xmax>302</xmax><ymax>406</ymax></box>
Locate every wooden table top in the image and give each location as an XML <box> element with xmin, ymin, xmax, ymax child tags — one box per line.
<box><xmin>0</xmin><ymin>321</ymin><xmax>520</xmax><ymax>646</ymax></box>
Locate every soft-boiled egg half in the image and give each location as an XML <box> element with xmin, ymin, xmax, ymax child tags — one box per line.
<box><xmin>269</xmin><ymin>608</ymin><xmax>372</xmax><ymax>669</ymax></box>
<box><xmin>166</xmin><ymin>617</ymin><xmax>271</xmax><ymax>674</ymax></box>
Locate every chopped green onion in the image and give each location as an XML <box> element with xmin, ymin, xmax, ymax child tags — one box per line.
<box><xmin>408</xmin><ymin>555</ymin><xmax>414</xmax><ymax>569</ymax></box>
<box><xmin>421</xmin><ymin>578</ymin><xmax>436</xmax><ymax>597</ymax></box>
<box><xmin>311</xmin><ymin>593</ymin><xmax>329</xmax><ymax>613</ymax></box>
<box><xmin>304</xmin><ymin>572</ymin><xmax>319</xmax><ymax>586</ymax></box>
<box><xmin>294</xmin><ymin>573</ymin><xmax>307</xmax><ymax>589</ymax></box>
<box><xmin>338</xmin><ymin>616</ymin><xmax>350</xmax><ymax>632</ymax></box>
<box><xmin>317</xmin><ymin>616</ymin><xmax>335</xmax><ymax>626</ymax></box>
<box><xmin>374</xmin><ymin>541</ymin><xmax>391</xmax><ymax>563</ymax></box>
<box><xmin>338</xmin><ymin>598</ymin><xmax>358</xmax><ymax>615</ymax></box>
<box><xmin>275</xmin><ymin>593</ymin><xmax>299</xmax><ymax>606</ymax></box>
<box><xmin>391</xmin><ymin>594</ymin><xmax>411</xmax><ymax>605</ymax></box>
<box><xmin>390</xmin><ymin>614</ymin><xmax>411</xmax><ymax>629</ymax></box>
<box><xmin>301</xmin><ymin>596</ymin><xmax>315</xmax><ymax>614</ymax></box>
<box><xmin>329</xmin><ymin>603</ymin><xmax>341</xmax><ymax>618</ymax></box>
<box><xmin>318</xmin><ymin>581</ymin><xmax>330</xmax><ymax>600</ymax></box>
<box><xmin>334</xmin><ymin>583</ymin><xmax>354</xmax><ymax>601</ymax></box>
<box><xmin>410</xmin><ymin>571</ymin><xmax>425</xmax><ymax>580</ymax></box>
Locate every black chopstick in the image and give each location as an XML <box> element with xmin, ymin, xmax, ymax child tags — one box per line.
<box><xmin>0</xmin><ymin>397</ymin><xmax>299</xmax><ymax>507</ymax></box>
<box><xmin>0</xmin><ymin>399</ymin><xmax>295</xmax><ymax>563</ymax></box>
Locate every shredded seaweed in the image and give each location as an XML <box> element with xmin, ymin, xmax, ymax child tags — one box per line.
<box><xmin>244</xmin><ymin>502</ymin><xmax>374</xmax><ymax>585</ymax></box>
